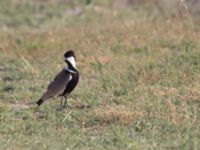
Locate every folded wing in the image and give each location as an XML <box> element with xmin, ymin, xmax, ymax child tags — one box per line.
<box><xmin>41</xmin><ymin>69</ymin><xmax>71</xmax><ymax>101</ymax></box>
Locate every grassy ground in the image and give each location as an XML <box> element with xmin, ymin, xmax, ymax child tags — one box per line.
<box><xmin>0</xmin><ymin>1</ymin><xmax>200</xmax><ymax>150</ymax></box>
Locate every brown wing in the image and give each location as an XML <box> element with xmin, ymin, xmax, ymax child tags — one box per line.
<box><xmin>41</xmin><ymin>69</ymin><xmax>71</xmax><ymax>101</ymax></box>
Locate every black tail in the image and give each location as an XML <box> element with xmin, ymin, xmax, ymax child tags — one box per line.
<box><xmin>36</xmin><ymin>99</ymin><xmax>44</xmax><ymax>106</ymax></box>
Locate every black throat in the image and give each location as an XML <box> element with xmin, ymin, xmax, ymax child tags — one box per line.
<box><xmin>62</xmin><ymin>61</ymin><xmax>79</xmax><ymax>96</ymax></box>
<box><xmin>65</xmin><ymin>60</ymin><xmax>77</xmax><ymax>72</ymax></box>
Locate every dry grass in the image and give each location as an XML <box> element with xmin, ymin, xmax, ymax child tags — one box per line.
<box><xmin>94</xmin><ymin>106</ymin><xmax>143</xmax><ymax>125</ymax></box>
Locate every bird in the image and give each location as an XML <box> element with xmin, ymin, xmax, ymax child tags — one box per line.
<box><xmin>36</xmin><ymin>50</ymin><xmax>79</xmax><ymax>109</ymax></box>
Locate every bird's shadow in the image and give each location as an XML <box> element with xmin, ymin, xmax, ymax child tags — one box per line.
<box><xmin>25</xmin><ymin>99</ymin><xmax>91</xmax><ymax>109</ymax></box>
<box><xmin>55</xmin><ymin>104</ymin><xmax>91</xmax><ymax>111</ymax></box>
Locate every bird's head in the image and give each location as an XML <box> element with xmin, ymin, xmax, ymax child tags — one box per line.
<box><xmin>64</xmin><ymin>50</ymin><xmax>76</xmax><ymax>68</ymax></box>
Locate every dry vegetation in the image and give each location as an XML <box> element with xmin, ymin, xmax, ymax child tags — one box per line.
<box><xmin>0</xmin><ymin>0</ymin><xmax>200</xmax><ymax>149</ymax></box>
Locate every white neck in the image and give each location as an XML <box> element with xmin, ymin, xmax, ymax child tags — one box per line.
<box><xmin>64</xmin><ymin>66</ymin><xmax>76</xmax><ymax>73</ymax></box>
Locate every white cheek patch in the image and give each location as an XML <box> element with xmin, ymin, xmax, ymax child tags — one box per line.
<box><xmin>65</xmin><ymin>56</ymin><xmax>76</xmax><ymax>68</ymax></box>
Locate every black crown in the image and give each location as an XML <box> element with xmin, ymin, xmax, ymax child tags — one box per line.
<box><xmin>64</xmin><ymin>50</ymin><xmax>75</xmax><ymax>59</ymax></box>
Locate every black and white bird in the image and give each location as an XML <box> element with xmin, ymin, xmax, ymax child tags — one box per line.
<box><xmin>36</xmin><ymin>50</ymin><xmax>79</xmax><ymax>109</ymax></box>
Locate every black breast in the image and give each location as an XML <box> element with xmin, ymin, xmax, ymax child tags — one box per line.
<box><xmin>61</xmin><ymin>71</ymin><xmax>79</xmax><ymax>97</ymax></box>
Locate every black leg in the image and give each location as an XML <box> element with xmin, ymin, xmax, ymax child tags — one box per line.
<box><xmin>63</xmin><ymin>96</ymin><xmax>68</xmax><ymax>108</ymax></box>
<box><xmin>60</xmin><ymin>97</ymin><xmax>64</xmax><ymax>109</ymax></box>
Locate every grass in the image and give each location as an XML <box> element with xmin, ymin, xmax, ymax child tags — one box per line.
<box><xmin>0</xmin><ymin>1</ymin><xmax>200</xmax><ymax>149</ymax></box>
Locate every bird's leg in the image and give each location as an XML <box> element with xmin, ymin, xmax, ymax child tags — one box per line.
<box><xmin>63</xmin><ymin>96</ymin><xmax>69</xmax><ymax>109</ymax></box>
<box><xmin>60</xmin><ymin>97</ymin><xmax>64</xmax><ymax>110</ymax></box>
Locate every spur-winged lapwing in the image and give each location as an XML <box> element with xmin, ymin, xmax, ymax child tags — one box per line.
<box><xmin>36</xmin><ymin>50</ymin><xmax>79</xmax><ymax>109</ymax></box>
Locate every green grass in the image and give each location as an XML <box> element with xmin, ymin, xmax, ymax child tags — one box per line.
<box><xmin>0</xmin><ymin>1</ymin><xmax>200</xmax><ymax>149</ymax></box>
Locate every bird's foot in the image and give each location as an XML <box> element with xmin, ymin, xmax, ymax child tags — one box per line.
<box><xmin>57</xmin><ymin>105</ymin><xmax>72</xmax><ymax>111</ymax></box>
